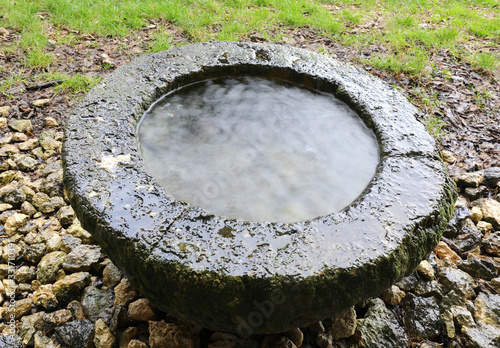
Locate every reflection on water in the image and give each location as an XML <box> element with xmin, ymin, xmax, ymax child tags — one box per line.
<box><xmin>138</xmin><ymin>77</ymin><xmax>379</xmax><ymax>222</ymax></box>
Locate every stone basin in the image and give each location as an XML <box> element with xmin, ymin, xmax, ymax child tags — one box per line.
<box><xmin>62</xmin><ymin>41</ymin><xmax>457</xmax><ymax>334</ymax></box>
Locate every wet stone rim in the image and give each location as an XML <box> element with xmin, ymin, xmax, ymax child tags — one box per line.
<box><xmin>63</xmin><ymin>41</ymin><xmax>457</xmax><ymax>334</ymax></box>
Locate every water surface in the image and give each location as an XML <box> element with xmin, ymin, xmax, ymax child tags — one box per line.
<box><xmin>138</xmin><ymin>77</ymin><xmax>379</xmax><ymax>222</ymax></box>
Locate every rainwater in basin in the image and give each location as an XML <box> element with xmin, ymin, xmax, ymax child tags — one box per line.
<box><xmin>138</xmin><ymin>76</ymin><xmax>379</xmax><ymax>222</ymax></box>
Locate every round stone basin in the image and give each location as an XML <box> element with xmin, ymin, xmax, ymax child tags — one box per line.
<box><xmin>62</xmin><ymin>42</ymin><xmax>457</xmax><ymax>334</ymax></box>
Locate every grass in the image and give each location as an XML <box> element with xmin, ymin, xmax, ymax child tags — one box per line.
<box><xmin>425</xmin><ymin>114</ymin><xmax>448</xmax><ymax>138</ymax></box>
<box><xmin>0</xmin><ymin>0</ymin><xmax>498</xmax><ymax>73</ymax></box>
<box><xmin>54</xmin><ymin>74</ymin><xmax>102</xmax><ymax>94</ymax></box>
<box><xmin>470</xmin><ymin>51</ymin><xmax>500</xmax><ymax>72</ymax></box>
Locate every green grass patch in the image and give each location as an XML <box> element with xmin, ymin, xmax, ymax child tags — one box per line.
<box><xmin>470</xmin><ymin>51</ymin><xmax>500</xmax><ymax>73</ymax></box>
<box><xmin>25</xmin><ymin>48</ymin><xmax>54</xmax><ymax>68</ymax></box>
<box><xmin>0</xmin><ymin>69</ymin><xmax>26</xmax><ymax>96</ymax></box>
<box><xmin>55</xmin><ymin>74</ymin><xmax>102</xmax><ymax>94</ymax></box>
<box><xmin>148</xmin><ymin>31</ymin><xmax>173</xmax><ymax>53</ymax></box>
<box><xmin>0</xmin><ymin>0</ymin><xmax>498</xmax><ymax>79</ymax></box>
<box><xmin>369</xmin><ymin>48</ymin><xmax>431</xmax><ymax>76</ymax></box>
<box><xmin>425</xmin><ymin>114</ymin><xmax>447</xmax><ymax>138</ymax></box>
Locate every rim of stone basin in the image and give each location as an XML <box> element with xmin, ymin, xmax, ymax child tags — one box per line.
<box><xmin>62</xmin><ymin>41</ymin><xmax>456</xmax><ymax>334</ymax></box>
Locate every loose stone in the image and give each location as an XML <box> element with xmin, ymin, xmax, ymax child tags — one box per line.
<box><xmin>355</xmin><ymin>299</ymin><xmax>408</xmax><ymax>348</ymax></box>
<box><xmin>0</xmin><ymin>203</ymin><xmax>13</xmax><ymax>212</ymax></box>
<box><xmin>380</xmin><ymin>285</ymin><xmax>406</xmax><ymax>306</ymax></box>
<box><xmin>4</xmin><ymin>213</ymin><xmax>29</xmax><ymax>235</ymax></box>
<box><xmin>465</xmin><ymin>186</ymin><xmax>488</xmax><ymax>201</ymax></box>
<box><xmin>441</xmin><ymin>290</ymin><xmax>468</xmax><ymax>310</ymax></box>
<box><xmin>37</xmin><ymin>251</ymin><xmax>67</xmax><ymax>284</ymax></box>
<box><xmin>63</xmin><ymin>244</ymin><xmax>102</xmax><ymax>272</ymax></box>
<box><xmin>478</xmin><ymin>198</ymin><xmax>500</xmax><ymax>229</ymax></box>
<box><xmin>12</xmin><ymin>298</ymin><xmax>33</xmax><ymax>319</ymax></box>
<box><xmin>22</xmin><ymin>243</ymin><xmax>46</xmax><ymax>263</ymax></box>
<box><xmin>12</xmin><ymin>132</ymin><xmax>28</xmax><ymax>142</ymax></box>
<box><xmin>44</xmin><ymin>117</ymin><xmax>59</xmax><ymax>127</ymax></box>
<box><xmin>477</xmin><ymin>221</ymin><xmax>493</xmax><ymax>235</ymax></box>
<box><xmin>308</xmin><ymin>321</ymin><xmax>325</xmax><ymax>334</ymax></box>
<box><xmin>488</xmin><ymin>278</ymin><xmax>500</xmax><ymax>293</ymax></box>
<box><xmin>8</xmin><ymin>120</ymin><xmax>32</xmax><ymax>133</ymax></box>
<box><xmin>395</xmin><ymin>273</ymin><xmax>419</xmax><ymax>292</ymax></box>
<box><xmin>315</xmin><ymin>333</ymin><xmax>333</xmax><ymax>348</ymax></box>
<box><xmin>441</xmin><ymin>150</ymin><xmax>456</xmax><ymax>164</ymax></box>
<box><xmin>102</xmin><ymin>262</ymin><xmax>122</xmax><ymax>288</ymax></box>
<box><xmin>0</xmin><ymin>170</ymin><xmax>15</xmax><ymax>185</ymax></box>
<box><xmin>328</xmin><ymin>306</ymin><xmax>357</xmax><ymax>340</ymax></box>
<box><xmin>483</xmin><ymin>167</ymin><xmax>500</xmax><ymax>188</ymax></box>
<box><xmin>452</xmin><ymin>219</ymin><xmax>483</xmax><ymax>252</ymax></box>
<box><xmin>148</xmin><ymin>321</ymin><xmax>195</xmax><ymax>348</ymax></box>
<box><xmin>128</xmin><ymin>339</ymin><xmax>148</xmax><ymax>348</ymax></box>
<box><xmin>52</xmin><ymin>271</ymin><xmax>91</xmax><ymax>303</ymax></box>
<box><xmin>33</xmin><ymin>332</ymin><xmax>59</xmax><ymax>348</ymax></box>
<box><xmin>40</xmin><ymin>137</ymin><xmax>61</xmax><ymax>151</ymax></box>
<box><xmin>14</xmin><ymin>265</ymin><xmax>36</xmax><ymax>283</ymax></box>
<box><xmin>57</xmin><ymin>206</ymin><xmax>75</xmax><ymax>227</ymax></box>
<box><xmin>449</xmin><ymin>305</ymin><xmax>475</xmax><ymax>329</ymax></box>
<box><xmin>261</xmin><ymin>336</ymin><xmax>297</xmax><ymax>348</ymax></box>
<box><xmin>474</xmin><ymin>292</ymin><xmax>500</xmax><ymax>326</ymax></box>
<box><xmin>0</xmin><ymin>133</ymin><xmax>13</xmax><ymax>145</ymax></box>
<box><xmin>128</xmin><ymin>298</ymin><xmax>156</xmax><ymax>322</ymax></box>
<box><xmin>453</xmin><ymin>172</ymin><xmax>484</xmax><ymax>188</ymax></box>
<box><xmin>114</xmin><ymin>278</ymin><xmax>138</xmax><ymax>306</ymax></box>
<box><xmin>94</xmin><ymin>318</ymin><xmax>116</xmax><ymax>348</ymax></box>
<box><xmin>439</xmin><ymin>266</ymin><xmax>476</xmax><ymax>299</ymax></box>
<box><xmin>16</xmin><ymin>156</ymin><xmax>38</xmax><ymax>171</ymax></box>
<box><xmin>116</xmin><ymin>326</ymin><xmax>138</xmax><ymax>345</ymax></box>
<box><xmin>32</xmin><ymin>147</ymin><xmax>44</xmax><ymax>159</ymax></box>
<box><xmin>43</xmin><ymin>308</ymin><xmax>74</xmax><ymax>327</ymax></box>
<box><xmin>81</xmin><ymin>286</ymin><xmax>115</xmax><ymax>322</ymax></box>
<box><xmin>0</xmin><ymin>106</ymin><xmax>10</xmax><ymax>117</ymax></box>
<box><xmin>66</xmin><ymin>222</ymin><xmax>94</xmax><ymax>243</ymax></box>
<box><xmin>434</xmin><ymin>241</ymin><xmax>461</xmax><ymax>263</ymax></box>
<box><xmin>2</xmin><ymin>243</ymin><xmax>21</xmax><ymax>263</ymax></box>
<box><xmin>46</xmin><ymin>234</ymin><xmax>62</xmax><ymax>252</ymax></box>
<box><xmin>39</xmin><ymin>172</ymin><xmax>63</xmax><ymax>197</ymax></box>
<box><xmin>403</xmin><ymin>293</ymin><xmax>441</xmax><ymax>340</ymax></box>
<box><xmin>482</xmin><ymin>232</ymin><xmax>500</xmax><ymax>257</ymax></box>
<box><xmin>55</xmin><ymin>319</ymin><xmax>95</xmax><ymax>348</ymax></box>
<box><xmin>462</xmin><ymin>323</ymin><xmax>500</xmax><ymax>348</ymax></box>
<box><xmin>18</xmin><ymin>312</ymin><xmax>45</xmax><ymax>346</ymax></box>
<box><xmin>20</xmin><ymin>185</ymin><xmax>35</xmax><ymax>201</ymax></box>
<box><xmin>414</xmin><ymin>280</ymin><xmax>443</xmax><ymax>299</ymax></box>
<box><xmin>18</xmin><ymin>139</ymin><xmax>38</xmax><ymax>151</ymax></box>
<box><xmin>32</xmin><ymin>98</ymin><xmax>51</xmax><ymax>107</ymax></box>
<box><xmin>32</xmin><ymin>284</ymin><xmax>59</xmax><ymax>310</ymax></box>
<box><xmin>60</xmin><ymin>234</ymin><xmax>83</xmax><ymax>253</ymax></box>
<box><xmin>417</xmin><ymin>260</ymin><xmax>435</xmax><ymax>280</ymax></box>
<box><xmin>0</xmin><ymin>144</ymin><xmax>20</xmax><ymax>157</ymax></box>
<box><xmin>32</xmin><ymin>193</ymin><xmax>59</xmax><ymax>212</ymax></box>
<box><xmin>20</xmin><ymin>201</ymin><xmax>37</xmax><ymax>216</ymax></box>
<box><xmin>2</xmin><ymin>187</ymin><xmax>27</xmax><ymax>208</ymax></box>
<box><xmin>0</xmin><ymin>334</ymin><xmax>23</xmax><ymax>348</ymax></box>
<box><xmin>284</xmin><ymin>328</ymin><xmax>303</xmax><ymax>348</ymax></box>
<box><xmin>458</xmin><ymin>254</ymin><xmax>498</xmax><ymax>280</ymax></box>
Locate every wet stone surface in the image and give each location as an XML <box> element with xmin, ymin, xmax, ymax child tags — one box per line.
<box><xmin>62</xmin><ymin>42</ymin><xmax>456</xmax><ymax>333</ymax></box>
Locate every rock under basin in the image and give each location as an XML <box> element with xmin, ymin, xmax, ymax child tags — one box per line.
<box><xmin>62</xmin><ymin>41</ymin><xmax>457</xmax><ymax>334</ymax></box>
